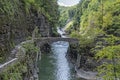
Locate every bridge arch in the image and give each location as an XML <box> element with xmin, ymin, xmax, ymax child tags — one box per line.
<box><xmin>35</xmin><ymin>37</ymin><xmax>79</xmax><ymax>46</ymax></box>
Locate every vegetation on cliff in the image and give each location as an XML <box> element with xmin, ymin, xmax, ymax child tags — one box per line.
<box><xmin>59</xmin><ymin>0</ymin><xmax>120</xmax><ymax>79</ymax></box>
<box><xmin>0</xmin><ymin>41</ymin><xmax>39</xmax><ymax>80</ymax></box>
<box><xmin>58</xmin><ymin>6</ymin><xmax>76</xmax><ymax>28</ymax></box>
<box><xmin>0</xmin><ymin>0</ymin><xmax>59</xmax><ymax>63</ymax></box>
<box><xmin>0</xmin><ymin>0</ymin><xmax>59</xmax><ymax>79</ymax></box>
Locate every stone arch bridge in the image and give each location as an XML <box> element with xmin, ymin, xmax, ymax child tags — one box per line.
<box><xmin>35</xmin><ymin>37</ymin><xmax>79</xmax><ymax>47</ymax></box>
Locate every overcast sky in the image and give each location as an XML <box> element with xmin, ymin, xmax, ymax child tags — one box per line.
<box><xmin>58</xmin><ymin>0</ymin><xmax>80</xmax><ymax>6</ymax></box>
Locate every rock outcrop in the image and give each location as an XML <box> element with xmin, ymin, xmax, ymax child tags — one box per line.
<box><xmin>0</xmin><ymin>6</ymin><xmax>51</xmax><ymax>64</ymax></box>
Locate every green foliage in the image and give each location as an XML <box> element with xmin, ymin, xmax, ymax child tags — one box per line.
<box><xmin>69</xmin><ymin>0</ymin><xmax>120</xmax><ymax>36</ymax></box>
<box><xmin>70</xmin><ymin>31</ymin><xmax>80</xmax><ymax>39</ymax></box>
<box><xmin>104</xmin><ymin>35</ymin><xmax>120</xmax><ymax>45</ymax></box>
<box><xmin>39</xmin><ymin>0</ymin><xmax>59</xmax><ymax>26</ymax></box>
<box><xmin>65</xmin><ymin>20</ymin><xmax>74</xmax><ymax>32</ymax></box>
<box><xmin>0</xmin><ymin>62</ymin><xmax>27</xmax><ymax>80</ymax></box>
<box><xmin>97</xmin><ymin>63</ymin><xmax>120</xmax><ymax>80</ymax></box>
<box><xmin>95</xmin><ymin>45</ymin><xmax>120</xmax><ymax>79</ymax></box>
<box><xmin>22</xmin><ymin>42</ymin><xmax>39</xmax><ymax>54</ymax></box>
<box><xmin>96</xmin><ymin>45</ymin><xmax>120</xmax><ymax>60</ymax></box>
<box><xmin>71</xmin><ymin>27</ymin><xmax>102</xmax><ymax>47</ymax></box>
<box><xmin>58</xmin><ymin>6</ymin><xmax>70</xmax><ymax>27</ymax></box>
<box><xmin>0</xmin><ymin>0</ymin><xmax>19</xmax><ymax>19</ymax></box>
<box><xmin>0</xmin><ymin>41</ymin><xmax>39</xmax><ymax>79</ymax></box>
<box><xmin>35</xmin><ymin>0</ymin><xmax>59</xmax><ymax>34</ymax></box>
<box><xmin>66</xmin><ymin>0</ymin><xmax>120</xmax><ymax>79</ymax></box>
<box><xmin>58</xmin><ymin>5</ymin><xmax>77</xmax><ymax>28</ymax></box>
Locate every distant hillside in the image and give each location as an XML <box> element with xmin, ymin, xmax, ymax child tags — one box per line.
<box><xmin>58</xmin><ymin>5</ymin><xmax>76</xmax><ymax>28</ymax></box>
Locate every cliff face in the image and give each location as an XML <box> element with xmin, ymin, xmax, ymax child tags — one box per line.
<box><xmin>35</xmin><ymin>14</ymin><xmax>50</xmax><ymax>37</ymax></box>
<box><xmin>0</xmin><ymin>0</ymin><xmax>53</xmax><ymax>63</ymax></box>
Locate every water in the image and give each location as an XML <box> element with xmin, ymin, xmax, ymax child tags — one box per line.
<box><xmin>57</xmin><ymin>27</ymin><xmax>68</xmax><ymax>38</ymax></box>
<box><xmin>38</xmin><ymin>27</ymin><xmax>97</xmax><ymax>80</ymax></box>
<box><xmin>38</xmin><ymin>27</ymin><xmax>82</xmax><ymax>80</ymax></box>
<box><xmin>39</xmin><ymin>41</ymin><xmax>77</xmax><ymax>80</ymax></box>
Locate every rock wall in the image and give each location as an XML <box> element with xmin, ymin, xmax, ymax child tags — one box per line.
<box><xmin>67</xmin><ymin>43</ymin><xmax>98</xmax><ymax>79</ymax></box>
<box><xmin>0</xmin><ymin>4</ymin><xmax>51</xmax><ymax>63</ymax></box>
<box><xmin>35</xmin><ymin>14</ymin><xmax>50</xmax><ymax>37</ymax></box>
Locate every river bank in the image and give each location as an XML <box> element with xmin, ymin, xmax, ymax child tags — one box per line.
<box><xmin>57</xmin><ymin>27</ymin><xmax>99</xmax><ymax>80</ymax></box>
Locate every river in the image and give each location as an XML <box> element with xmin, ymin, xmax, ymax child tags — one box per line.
<box><xmin>38</xmin><ymin>41</ymin><xmax>79</xmax><ymax>80</ymax></box>
<box><xmin>38</xmin><ymin>28</ymin><xmax>81</xmax><ymax>80</ymax></box>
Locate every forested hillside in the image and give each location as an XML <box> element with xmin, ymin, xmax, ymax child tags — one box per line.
<box><xmin>59</xmin><ymin>0</ymin><xmax>120</xmax><ymax>79</ymax></box>
<box><xmin>58</xmin><ymin>6</ymin><xmax>76</xmax><ymax>28</ymax></box>
<box><xmin>0</xmin><ymin>0</ymin><xmax>59</xmax><ymax>63</ymax></box>
<box><xmin>0</xmin><ymin>0</ymin><xmax>120</xmax><ymax>79</ymax></box>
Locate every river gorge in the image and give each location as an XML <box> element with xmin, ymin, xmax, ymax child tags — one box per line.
<box><xmin>38</xmin><ymin>28</ymin><xmax>82</xmax><ymax>80</ymax></box>
<box><xmin>39</xmin><ymin>41</ymin><xmax>78</xmax><ymax>80</ymax></box>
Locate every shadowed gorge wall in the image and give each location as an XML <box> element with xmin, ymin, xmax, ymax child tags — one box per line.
<box><xmin>0</xmin><ymin>0</ymin><xmax>59</xmax><ymax>63</ymax></box>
